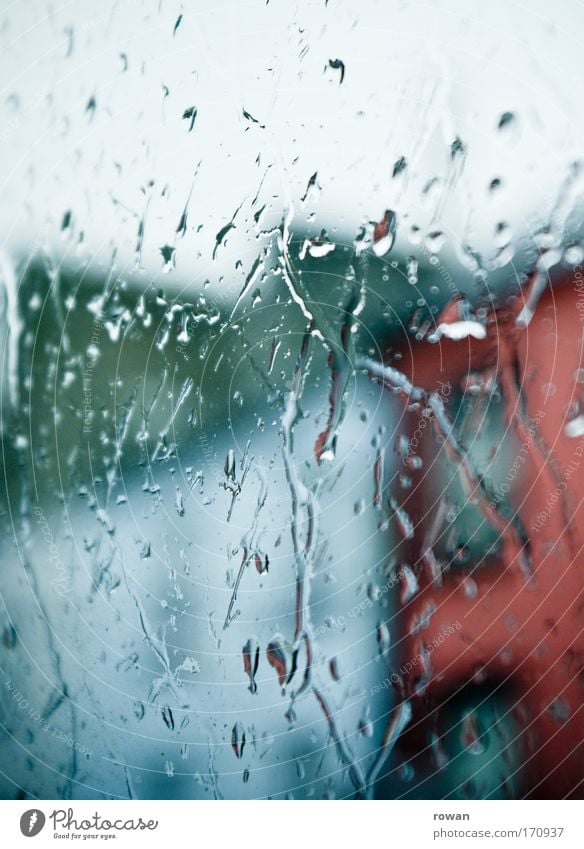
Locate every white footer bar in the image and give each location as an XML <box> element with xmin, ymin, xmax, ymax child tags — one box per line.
<box><xmin>2</xmin><ymin>799</ymin><xmax>581</xmax><ymax>848</ymax></box>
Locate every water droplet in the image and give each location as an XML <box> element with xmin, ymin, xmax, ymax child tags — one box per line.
<box><xmin>175</xmin><ymin>487</ymin><xmax>185</xmax><ymax>516</ymax></box>
<box><xmin>565</xmin><ymin>414</ymin><xmax>584</xmax><ymax>438</ymax></box>
<box><xmin>161</xmin><ymin>706</ymin><xmax>174</xmax><ymax>730</ymax></box>
<box><xmin>299</xmin><ymin>230</ymin><xmax>335</xmax><ymax>259</ymax></box>
<box><xmin>494</xmin><ymin>221</ymin><xmax>511</xmax><ymax>248</ymax></box>
<box><xmin>159</xmin><ymin>244</ymin><xmax>176</xmax><ymax>272</ymax></box>
<box><xmin>376</xmin><ymin>621</ymin><xmax>391</xmax><ymax>655</ymax></box>
<box><xmin>372</xmin><ymin>210</ymin><xmax>397</xmax><ymax>256</ymax></box>
<box><xmin>548</xmin><ymin>697</ymin><xmax>571</xmax><ymax>724</ymax></box>
<box><xmin>461</xmin><ymin>711</ymin><xmax>487</xmax><ymax>755</ymax></box>
<box><xmin>564</xmin><ymin>244</ymin><xmax>584</xmax><ymax>265</ymax></box>
<box><xmin>242</xmin><ymin>638</ymin><xmax>260</xmax><ymax>694</ymax></box>
<box><xmin>406</xmin><ymin>255</ymin><xmax>418</xmax><ymax>285</ymax></box>
<box><xmin>497</xmin><ymin>111</ymin><xmax>516</xmax><ymax>131</ymax></box>
<box><xmin>389</xmin><ymin>497</ymin><xmax>414</xmax><ymax>540</ymax></box>
<box><xmin>329</xmin><ymin>657</ymin><xmax>341</xmax><ymax>681</ymax></box>
<box><xmin>393</xmin><ymin>156</ymin><xmax>407</xmax><ymax>178</ymax></box>
<box><xmin>424</xmin><ymin>230</ymin><xmax>445</xmax><ymax>254</ymax></box>
<box><xmin>266</xmin><ymin>638</ymin><xmax>288</xmax><ymax>687</ymax></box>
<box><xmin>182</xmin><ymin>105</ymin><xmax>197</xmax><ymax>131</ymax></box>
<box><xmin>450</xmin><ymin>137</ymin><xmax>466</xmax><ymax>158</ymax></box>
<box><xmin>231</xmin><ymin>722</ymin><xmax>246</xmax><ymax>759</ymax></box>
<box><xmin>399</xmin><ymin>565</ymin><xmax>419</xmax><ymax>604</ymax></box>
<box><xmin>328</xmin><ymin>58</ymin><xmax>345</xmax><ymax>84</ymax></box>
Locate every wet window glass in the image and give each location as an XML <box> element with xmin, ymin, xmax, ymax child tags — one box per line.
<box><xmin>1</xmin><ymin>0</ymin><xmax>583</xmax><ymax>801</ymax></box>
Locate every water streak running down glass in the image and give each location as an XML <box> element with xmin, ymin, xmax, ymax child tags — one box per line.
<box><xmin>1</xmin><ymin>0</ymin><xmax>584</xmax><ymax>801</ymax></box>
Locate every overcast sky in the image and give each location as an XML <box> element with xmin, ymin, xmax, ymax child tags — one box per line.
<box><xmin>1</xmin><ymin>0</ymin><xmax>584</xmax><ymax>296</ymax></box>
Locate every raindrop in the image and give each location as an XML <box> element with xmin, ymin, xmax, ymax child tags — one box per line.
<box><xmin>329</xmin><ymin>657</ymin><xmax>341</xmax><ymax>681</ymax></box>
<box><xmin>300</xmin><ymin>171</ymin><xmax>319</xmax><ymax>203</ymax></box>
<box><xmin>299</xmin><ymin>230</ymin><xmax>335</xmax><ymax>259</ymax></box>
<box><xmin>242</xmin><ymin>107</ymin><xmax>265</xmax><ymax>127</ymax></box>
<box><xmin>564</xmin><ymin>244</ymin><xmax>584</xmax><ymax>266</ymax></box>
<box><xmin>372</xmin><ymin>210</ymin><xmax>397</xmax><ymax>256</ymax></box>
<box><xmin>61</xmin><ymin>209</ymin><xmax>72</xmax><ymax>233</ymax></box>
<box><xmin>461</xmin><ymin>711</ymin><xmax>487</xmax><ymax>755</ymax></box>
<box><xmin>430</xmin><ymin>730</ymin><xmax>449</xmax><ymax>770</ymax></box>
<box><xmin>406</xmin><ymin>256</ymin><xmax>418</xmax><ymax>285</ymax></box>
<box><xmin>497</xmin><ymin>111</ymin><xmax>516</xmax><ymax>131</ymax></box>
<box><xmin>231</xmin><ymin>722</ymin><xmax>246</xmax><ymax>759</ymax></box>
<box><xmin>182</xmin><ymin>105</ymin><xmax>197</xmax><ymax>132</ymax></box>
<box><xmin>494</xmin><ymin>221</ymin><xmax>511</xmax><ymax>248</ymax></box>
<box><xmin>243</xmin><ymin>638</ymin><xmax>260</xmax><ymax>694</ymax></box>
<box><xmin>328</xmin><ymin>58</ymin><xmax>345</xmax><ymax>83</ymax></box>
<box><xmin>389</xmin><ymin>497</ymin><xmax>414</xmax><ymax>540</ymax></box>
<box><xmin>424</xmin><ymin>230</ymin><xmax>445</xmax><ymax>254</ymax></box>
<box><xmin>450</xmin><ymin>136</ymin><xmax>466</xmax><ymax>158</ymax></box>
<box><xmin>224</xmin><ymin>449</ymin><xmax>236</xmax><ymax>479</ymax></box>
<box><xmin>393</xmin><ymin>156</ymin><xmax>407</xmax><ymax>178</ymax></box>
<box><xmin>548</xmin><ymin>697</ymin><xmax>571</xmax><ymax>724</ymax></box>
<box><xmin>376</xmin><ymin>622</ymin><xmax>391</xmax><ymax>655</ymax></box>
<box><xmin>85</xmin><ymin>94</ymin><xmax>96</xmax><ymax>119</ymax></box>
<box><xmin>399</xmin><ymin>565</ymin><xmax>419</xmax><ymax>604</ymax></box>
<box><xmin>358</xmin><ymin>713</ymin><xmax>373</xmax><ymax>738</ymax></box>
<box><xmin>159</xmin><ymin>244</ymin><xmax>176</xmax><ymax>272</ymax></box>
<box><xmin>565</xmin><ymin>414</ymin><xmax>584</xmax><ymax>438</ymax></box>
<box><xmin>266</xmin><ymin>638</ymin><xmax>288</xmax><ymax>687</ymax></box>
<box><xmin>161</xmin><ymin>706</ymin><xmax>175</xmax><ymax>731</ymax></box>
<box><xmin>2</xmin><ymin>624</ymin><xmax>17</xmax><ymax>649</ymax></box>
